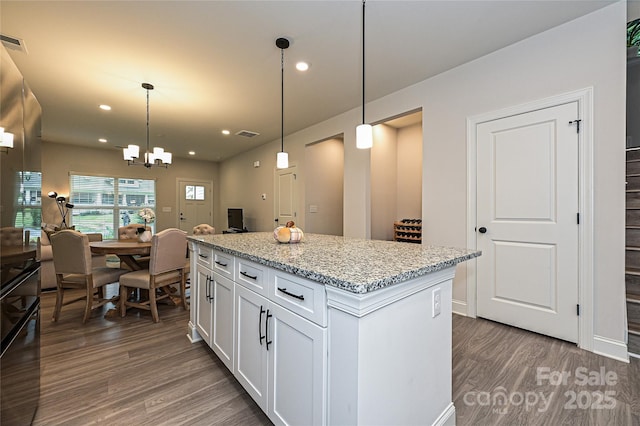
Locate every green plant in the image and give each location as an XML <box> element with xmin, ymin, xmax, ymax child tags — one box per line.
<box><xmin>629</xmin><ymin>18</ymin><xmax>640</xmax><ymax>47</ymax></box>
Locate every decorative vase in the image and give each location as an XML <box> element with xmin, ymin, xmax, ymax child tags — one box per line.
<box><xmin>139</xmin><ymin>230</ymin><xmax>152</xmax><ymax>242</ymax></box>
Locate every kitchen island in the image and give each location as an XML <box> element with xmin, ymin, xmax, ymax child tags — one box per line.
<box><xmin>187</xmin><ymin>232</ymin><xmax>479</xmax><ymax>426</ymax></box>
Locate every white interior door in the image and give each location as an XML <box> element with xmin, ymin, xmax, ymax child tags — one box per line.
<box><xmin>275</xmin><ymin>166</ymin><xmax>297</xmax><ymax>227</ymax></box>
<box><xmin>178</xmin><ymin>180</ymin><xmax>212</xmax><ymax>232</ymax></box>
<box><xmin>476</xmin><ymin>102</ymin><xmax>579</xmax><ymax>343</ymax></box>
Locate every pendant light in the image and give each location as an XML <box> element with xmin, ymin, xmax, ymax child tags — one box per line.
<box><xmin>356</xmin><ymin>0</ymin><xmax>373</xmax><ymax>149</ymax></box>
<box><xmin>276</xmin><ymin>37</ymin><xmax>290</xmax><ymax>169</ymax></box>
<box><xmin>123</xmin><ymin>83</ymin><xmax>172</xmax><ymax>168</ymax></box>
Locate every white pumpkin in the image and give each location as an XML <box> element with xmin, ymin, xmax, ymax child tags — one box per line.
<box><xmin>274</xmin><ymin>222</ymin><xmax>304</xmax><ymax>244</ymax></box>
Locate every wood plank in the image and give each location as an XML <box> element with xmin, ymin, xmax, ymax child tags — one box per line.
<box><xmin>28</xmin><ymin>288</ymin><xmax>640</xmax><ymax>425</ymax></box>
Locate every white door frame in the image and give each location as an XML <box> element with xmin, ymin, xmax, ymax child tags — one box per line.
<box><xmin>466</xmin><ymin>88</ymin><xmax>594</xmax><ymax>351</ymax></box>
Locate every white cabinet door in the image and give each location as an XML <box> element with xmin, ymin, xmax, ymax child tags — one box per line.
<box><xmin>235</xmin><ymin>283</ymin><xmax>269</xmax><ymax>411</ymax></box>
<box><xmin>268</xmin><ymin>302</ymin><xmax>326</xmax><ymax>426</ymax></box>
<box><xmin>211</xmin><ymin>272</ymin><xmax>235</xmax><ymax>372</ymax></box>
<box><xmin>195</xmin><ymin>266</ymin><xmax>213</xmax><ymax>346</ymax></box>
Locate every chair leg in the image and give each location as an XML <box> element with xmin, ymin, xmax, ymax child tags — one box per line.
<box><xmin>120</xmin><ymin>284</ymin><xmax>127</xmax><ymax>317</ymax></box>
<box><xmin>149</xmin><ymin>284</ymin><xmax>159</xmax><ymax>323</ymax></box>
<box><xmin>181</xmin><ymin>276</ymin><xmax>189</xmax><ymax>310</ymax></box>
<box><xmin>52</xmin><ymin>276</ymin><xmax>64</xmax><ymax>322</ymax></box>
<box><xmin>82</xmin><ymin>279</ymin><xmax>93</xmax><ymax>324</ymax></box>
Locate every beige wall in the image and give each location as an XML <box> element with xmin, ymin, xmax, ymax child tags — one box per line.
<box><xmin>371</xmin><ymin>124</ymin><xmax>398</xmax><ymax>241</ymax></box>
<box><xmin>370</xmin><ymin>122</ymin><xmax>422</xmax><ymax>241</ymax></box>
<box><xmin>396</xmin><ymin>123</ymin><xmax>422</xmax><ymax>222</ymax></box>
<box><xmin>41</xmin><ymin>141</ymin><xmax>219</xmax><ymax>232</ymax></box>
<box><xmin>304</xmin><ymin>138</ymin><xmax>344</xmax><ymax>235</ymax></box>
<box><xmin>216</xmin><ymin>3</ymin><xmax>627</xmax><ymax>350</ymax></box>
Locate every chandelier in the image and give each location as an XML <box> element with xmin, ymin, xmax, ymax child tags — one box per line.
<box><xmin>123</xmin><ymin>83</ymin><xmax>172</xmax><ymax>168</ymax></box>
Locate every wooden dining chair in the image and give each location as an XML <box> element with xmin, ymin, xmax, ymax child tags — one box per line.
<box><xmin>181</xmin><ymin>224</ymin><xmax>216</xmax><ymax>309</ymax></box>
<box><xmin>50</xmin><ymin>230</ymin><xmax>129</xmax><ymax>323</ymax></box>
<box><xmin>119</xmin><ymin>228</ymin><xmax>187</xmax><ymax>322</ymax></box>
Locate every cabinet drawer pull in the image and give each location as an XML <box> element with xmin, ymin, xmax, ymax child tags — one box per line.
<box><xmin>198</xmin><ymin>253</ymin><xmax>209</xmax><ymax>259</ymax></box>
<box><xmin>259</xmin><ymin>306</ymin><xmax>266</xmax><ymax>345</ymax></box>
<box><xmin>240</xmin><ymin>271</ymin><xmax>258</xmax><ymax>280</ymax></box>
<box><xmin>215</xmin><ymin>260</ymin><xmax>228</xmax><ymax>267</ymax></box>
<box><xmin>277</xmin><ymin>287</ymin><xmax>305</xmax><ymax>301</ymax></box>
<box><xmin>265</xmin><ymin>309</ymin><xmax>273</xmax><ymax>350</ymax></box>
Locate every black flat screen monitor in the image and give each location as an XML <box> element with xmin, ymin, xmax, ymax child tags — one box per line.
<box><xmin>227</xmin><ymin>208</ymin><xmax>244</xmax><ymax>230</ymax></box>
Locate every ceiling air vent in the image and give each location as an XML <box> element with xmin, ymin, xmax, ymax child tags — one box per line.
<box><xmin>1</xmin><ymin>34</ymin><xmax>28</xmax><ymax>53</ymax></box>
<box><xmin>235</xmin><ymin>130</ymin><xmax>260</xmax><ymax>138</ymax></box>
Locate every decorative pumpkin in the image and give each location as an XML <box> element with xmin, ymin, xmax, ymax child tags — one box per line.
<box><xmin>274</xmin><ymin>221</ymin><xmax>304</xmax><ymax>243</ymax></box>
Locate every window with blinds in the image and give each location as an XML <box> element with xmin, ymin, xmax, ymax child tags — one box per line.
<box><xmin>69</xmin><ymin>174</ymin><xmax>155</xmax><ymax>239</ymax></box>
<box><xmin>15</xmin><ymin>171</ymin><xmax>42</xmax><ymax>242</ymax></box>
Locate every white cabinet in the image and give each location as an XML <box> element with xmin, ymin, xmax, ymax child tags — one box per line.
<box><xmin>211</xmin><ymin>272</ymin><xmax>235</xmax><ymax>371</ymax></box>
<box><xmin>193</xmin><ymin>247</ymin><xmax>235</xmax><ymax>372</ymax></box>
<box><xmin>194</xmin><ymin>265</ymin><xmax>213</xmax><ymax>346</ymax></box>
<box><xmin>235</xmin><ymin>275</ymin><xmax>327</xmax><ymax>426</ymax></box>
<box><xmin>268</xmin><ymin>301</ymin><xmax>326</xmax><ymax>426</ymax></box>
<box><xmin>235</xmin><ymin>283</ymin><xmax>269</xmax><ymax>410</ymax></box>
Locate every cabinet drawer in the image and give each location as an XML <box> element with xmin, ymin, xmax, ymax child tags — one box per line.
<box><xmin>236</xmin><ymin>258</ymin><xmax>267</xmax><ymax>296</ymax></box>
<box><xmin>212</xmin><ymin>250</ymin><xmax>235</xmax><ymax>279</ymax></box>
<box><xmin>195</xmin><ymin>245</ymin><xmax>213</xmax><ymax>269</ymax></box>
<box><xmin>270</xmin><ymin>270</ymin><xmax>327</xmax><ymax>326</ymax></box>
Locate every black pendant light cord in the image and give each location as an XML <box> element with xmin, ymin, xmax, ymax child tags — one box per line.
<box><xmin>361</xmin><ymin>0</ymin><xmax>366</xmax><ymax>125</ymax></box>
<box><xmin>281</xmin><ymin>46</ymin><xmax>285</xmax><ymax>153</ymax></box>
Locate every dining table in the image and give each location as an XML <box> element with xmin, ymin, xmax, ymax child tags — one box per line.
<box><xmin>89</xmin><ymin>240</ymin><xmax>151</xmax><ymax>271</ymax></box>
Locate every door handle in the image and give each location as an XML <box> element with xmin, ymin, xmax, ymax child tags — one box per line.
<box><xmin>259</xmin><ymin>306</ymin><xmax>266</xmax><ymax>345</ymax></box>
<box><xmin>265</xmin><ymin>309</ymin><xmax>273</xmax><ymax>350</ymax></box>
<box><xmin>205</xmin><ymin>276</ymin><xmax>211</xmax><ymax>301</ymax></box>
<box><xmin>478</xmin><ymin>227</ymin><xmax>487</xmax><ymax>234</ymax></box>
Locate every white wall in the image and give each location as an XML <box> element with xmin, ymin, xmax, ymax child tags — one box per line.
<box><xmin>218</xmin><ymin>3</ymin><xmax>626</xmax><ymax>350</ymax></box>
<box><xmin>305</xmin><ymin>138</ymin><xmax>344</xmax><ymax>235</ymax></box>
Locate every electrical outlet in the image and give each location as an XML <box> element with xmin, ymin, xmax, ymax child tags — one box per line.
<box><xmin>432</xmin><ymin>288</ymin><xmax>441</xmax><ymax>318</ymax></box>
<box><xmin>261</xmin><ymin>193</ymin><xmax>267</xmax><ymax>200</ymax></box>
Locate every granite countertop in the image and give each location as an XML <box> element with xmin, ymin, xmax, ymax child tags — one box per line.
<box><xmin>187</xmin><ymin>232</ymin><xmax>480</xmax><ymax>294</ymax></box>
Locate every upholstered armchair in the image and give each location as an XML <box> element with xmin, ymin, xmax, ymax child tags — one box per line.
<box><xmin>38</xmin><ymin>226</ymin><xmax>106</xmax><ymax>290</ymax></box>
<box><xmin>50</xmin><ymin>230</ymin><xmax>128</xmax><ymax>323</ymax></box>
<box><xmin>192</xmin><ymin>224</ymin><xmax>215</xmax><ymax>235</ymax></box>
<box><xmin>119</xmin><ymin>228</ymin><xmax>187</xmax><ymax>322</ymax></box>
<box><xmin>116</xmin><ymin>224</ymin><xmax>152</xmax><ymax>269</ymax></box>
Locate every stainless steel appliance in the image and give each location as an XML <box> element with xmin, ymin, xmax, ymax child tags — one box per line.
<box><xmin>1</xmin><ymin>259</ymin><xmax>40</xmax><ymax>425</ymax></box>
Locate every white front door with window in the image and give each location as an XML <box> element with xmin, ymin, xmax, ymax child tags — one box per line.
<box><xmin>476</xmin><ymin>102</ymin><xmax>579</xmax><ymax>343</ymax></box>
<box><xmin>178</xmin><ymin>180</ymin><xmax>213</xmax><ymax>233</ymax></box>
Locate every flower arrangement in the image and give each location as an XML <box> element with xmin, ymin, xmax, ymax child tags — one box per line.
<box><xmin>138</xmin><ymin>208</ymin><xmax>155</xmax><ymax>224</ymax></box>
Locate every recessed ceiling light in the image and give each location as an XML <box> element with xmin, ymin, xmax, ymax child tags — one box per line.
<box><xmin>98</xmin><ymin>138</ymin><xmax>107</xmax><ymax>143</ymax></box>
<box><xmin>99</xmin><ymin>104</ymin><xmax>111</xmax><ymax>111</ymax></box>
<box><xmin>296</xmin><ymin>62</ymin><xmax>309</xmax><ymax>72</ymax></box>
<box><xmin>222</xmin><ymin>130</ymin><xmax>230</xmax><ymax>135</ymax></box>
<box><xmin>188</xmin><ymin>151</ymin><xmax>195</xmax><ymax>156</ymax></box>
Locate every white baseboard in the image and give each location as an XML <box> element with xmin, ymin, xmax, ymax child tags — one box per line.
<box><xmin>593</xmin><ymin>335</ymin><xmax>629</xmax><ymax>363</ymax></box>
<box><xmin>432</xmin><ymin>402</ymin><xmax>456</xmax><ymax>426</ymax></box>
<box><xmin>452</xmin><ymin>299</ymin><xmax>467</xmax><ymax>316</ymax></box>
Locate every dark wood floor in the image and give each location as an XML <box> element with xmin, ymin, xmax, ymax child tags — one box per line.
<box><xmin>33</xmin><ymin>286</ymin><xmax>639</xmax><ymax>425</ymax></box>
<box><xmin>34</xmin><ymin>285</ymin><xmax>271</xmax><ymax>425</ymax></box>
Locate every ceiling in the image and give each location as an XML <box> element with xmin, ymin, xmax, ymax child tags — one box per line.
<box><xmin>1</xmin><ymin>1</ymin><xmax>616</xmax><ymax>162</ymax></box>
